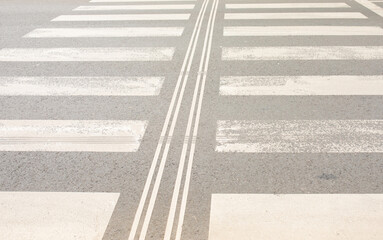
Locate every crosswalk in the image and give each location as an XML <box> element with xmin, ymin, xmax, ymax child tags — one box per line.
<box><xmin>210</xmin><ymin>0</ymin><xmax>383</xmax><ymax>238</ymax></box>
<box><xmin>0</xmin><ymin>0</ymin><xmax>195</xmax><ymax>238</ymax></box>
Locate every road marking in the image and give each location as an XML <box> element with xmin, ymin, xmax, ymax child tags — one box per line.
<box><xmin>222</xmin><ymin>46</ymin><xmax>383</xmax><ymax>60</ymax></box>
<box><xmin>0</xmin><ymin>47</ymin><xmax>174</xmax><ymax>61</ymax></box>
<box><xmin>220</xmin><ymin>75</ymin><xmax>383</xmax><ymax>95</ymax></box>
<box><xmin>74</xmin><ymin>5</ymin><xmax>195</xmax><ymax>11</ymax></box>
<box><xmin>0</xmin><ymin>192</ymin><xmax>119</xmax><ymax>240</ymax></box>
<box><xmin>209</xmin><ymin>194</ymin><xmax>383</xmax><ymax>240</ymax></box>
<box><xmin>226</xmin><ymin>3</ymin><xmax>350</xmax><ymax>9</ymax></box>
<box><xmin>91</xmin><ymin>0</ymin><xmax>195</xmax><ymax>2</ymax></box>
<box><xmin>0</xmin><ymin>77</ymin><xmax>164</xmax><ymax>96</ymax></box>
<box><xmin>225</xmin><ymin>12</ymin><xmax>367</xmax><ymax>20</ymax></box>
<box><xmin>216</xmin><ymin>120</ymin><xmax>383</xmax><ymax>153</ymax></box>
<box><xmin>128</xmin><ymin>0</ymin><xmax>211</xmax><ymax>238</ymax></box>
<box><xmin>0</xmin><ymin>120</ymin><xmax>147</xmax><ymax>152</ymax></box>
<box><xmin>24</xmin><ymin>27</ymin><xmax>184</xmax><ymax>38</ymax></box>
<box><xmin>354</xmin><ymin>0</ymin><xmax>383</xmax><ymax>17</ymax></box>
<box><xmin>52</xmin><ymin>14</ymin><xmax>190</xmax><ymax>21</ymax></box>
<box><xmin>224</xmin><ymin>26</ymin><xmax>382</xmax><ymax>36</ymax></box>
<box><xmin>164</xmin><ymin>0</ymin><xmax>219</xmax><ymax>239</ymax></box>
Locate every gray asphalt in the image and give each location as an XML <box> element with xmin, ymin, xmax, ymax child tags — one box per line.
<box><xmin>0</xmin><ymin>0</ymin><xmax>383</xmax><ymax>239</ymax></box>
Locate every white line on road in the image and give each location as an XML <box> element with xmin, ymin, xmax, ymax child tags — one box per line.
<box><xmin>0</xmin><ymin>77</ymin><xmax>164</xmax><ymax>96</ymax></box>
<box><xmin>209</xmin><ymin>194</ymin><xmax>383</xmax><ymax>240</ymax></box>
<box><xmin>0</xmin><ymin>120</ymin><xmax>147</xmax><ymax>152</ymax></box>
<box><xmin>216</xmin><ymin>120</ymin><xmax>383</xmax><ymax>152</ymax></box>
<box><xmin>0</xmin><ymin>192</ymin><xmax>119</xmax><ymax>240</ymax></box>
<box><xmin>0</xmin><ymin>47</ymin><xmax>174</xmax><ymax>61</ymax></box>
<box><xmin>52</xmin><ymin>14</ymin><xmax>190</xmax><ymax>21</ymax></box>
<box><xmin>226</xmin><ymin>3</ymin><xmax>350</xmax><ymax>9</ymax></box>
<box><xmin>128</xmin><ymin>0</ymin><xmax>210</xmax><ymax>238</ymax></box>
<box><xmin>74</xmin><ymin>5</ymin><xmax>195</xmax><ymax>11</ymax></box>
<box><xmin>164</xmin><ymin>0</ymin><xmax>219</xmax><ymax>239</ymax></box>
<box><xmin>354</xmin><ymin>0</ymin><xmax>383</xmax><ymax>17</ymax></box>
<box><xmin>224</xmin><ymin>26</ymin><xmax>382</xmax><ymax>36</ymax></box>
<box><xmin>220</xmin><ymin>75</ymin><xmax>383</xmax><ymax>95</ymax></box>
<box><xmin>224</xmin><ymin>12</ymin><xmax>367</xmax><ymax>20</ymax></box>
<box><xmin>222</xmin><ymin>46</ymin><xmax>383</xmax><ymax>60</ymax></box>
<box><xmin>24</xmin><ymin>27</ymin><xmax>184</xmax><ymax>38</ymax></box>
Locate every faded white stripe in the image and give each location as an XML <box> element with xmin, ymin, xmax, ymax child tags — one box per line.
<box><xmin>225</xmin><ymin>12</ymin><xmax>367</xmax><ymax>20</ymax></box>
<box><xmin>0</xmin><ymin>120</ymin><xmax>147</xmax><ymax>152</ymax></box>
<box><xmin>74</xmin><ymin>5</ymin><xmax>195</xmax><ymax>11</ymax></box>
<box><xmin>222</xmin><ymin>46</ymin><xmax>383</xmax><ymax>60</ymax></box>
<box><xmin>209</xmin><ymin>194</ymin><xmax>383</xmax><ymax>240</ymax></box>
<box><xmin>226</xmin><ymin>3</ymin><xmax>350</xmax><ymax>9</ymax></box>
<box><xmin>220</xmin><ymin>76</ymin><xmax>383</xmax><ymax>95</ymax></box>
<box><xmin>52</xmin><ymin>14</ymin><xmax>190</xmax><ymax>21</ymax></box>
<box><xmin>0</xmin><ymin>77</ymin><xmax>164</xmax><ymax>96</ymax></box>
<box><xmin>24</xmin><ymin>27</ymin><xmax>184</xmax><ymax>38</ymax></box>
<box><xmin>0</xmin><ymin>48</ymin><xmax>174</xmax><ymax>61</ymax></box>
<box><xmin>224</xmin><ymin>26</ymin><xmax>382</xmax><ymax>36</ymax></box>
<box><xmin>216</xmin><ymin>120</ymin><xmax>383</xmax><ymax>152</ymax></box>
<box><xmin>0</xmin><ymin>192</ymin><xmax>119</xmax><ymax>240</ymax></box>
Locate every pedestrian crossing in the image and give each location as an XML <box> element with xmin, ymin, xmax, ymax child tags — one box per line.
<box><xmin>0</xmin><ymin>0</ymin><xmax>195</xmax><ymax>237</ymax></box>
<box><xmin>209</xmin><ymin>0</ymin><xmax>383</xmax><ymax>238</ymax></box>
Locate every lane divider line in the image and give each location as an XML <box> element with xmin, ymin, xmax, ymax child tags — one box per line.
<box><xmin>127</xmin><ymin>0</ymin><xmax>211</xmax><ymax>239</ymax></box>
<box><xmin>164</xmin><ymin>0</ymin><xmax>219</xmax><ymax>239</ymax></box>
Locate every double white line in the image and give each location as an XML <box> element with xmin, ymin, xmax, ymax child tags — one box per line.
<box><xmin>128</xmin><ymin>0</ymin><xmax>216</xmax><ymax>239</ymax></box>
<box><xmin>164</xmin><ymin>0</ymin><xmax>219</xmax><ymax>239</ymax></box>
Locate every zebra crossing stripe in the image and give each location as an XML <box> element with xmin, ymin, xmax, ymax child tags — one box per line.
<box><xmin>209</xmin><ymin>194</ymin><xmax>383</xmax><ymax>240</ymax></box>
<box><xmin>74</xmin><ymin>5</ymin><xmax>195</xmax><ymax>11</ymax></box>
<box><xmin>52</xmin><ymin>14</ymin><xmax>190</xmax><ymax>21</ymax></box>
<box><xmin>216</xmin><ymin>120</ymin><xmax>383</xmax><ymax>152</ymax></box>
<box><xmin>24</xmin><ymin>27</ymin><xmax>184</xmax><ymax>38</ymax></box>
<box><xmin>220</xmin><ymin>76</ymin><xmax>383</xmax><ymax>95</ymax></box>
<box><xmin>0</xmin><ymin>192</ymin><xmax>119</xmax><ymax>240</ymax></box>
<box><xmin>224</xmin><ymin>26</ymin><xmax>382</xmax><ymax>36</ymax></box>
<box><xmin>0</xmin><ymin>120</ymin><xmax>147</xmax><ymax>152</ymax></box>
<box><xmin>226</xmin><ymin>3</ymin><xmax>350</xmax><ymax>9</ymax></box>
<box><xmin>0</xmin><ymin>77</ymin><xmax>164</xmax><ymax>96</ymax></box>
<box><xmin>222</xmin><ymin>46</ymin><xmax>383</xmax><ymax>60</ymax></box>
<box><xmin>0</xmin><ymin>47</ymin><xmax>174</xmax><ymax>61</ymax></box>
<box><xmin>224</xmin><ymin>12</ymin><xmax>367</xmax><ymax>20</ymax></box>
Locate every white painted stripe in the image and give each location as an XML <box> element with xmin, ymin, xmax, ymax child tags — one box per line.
<box><xmin>0</xmin><ymin>120</ymin><xmax>147</xmax><ymax>152</ymax></box>
<box><xmin>24</xmin><ymin>27</ymin><xmax>184</xmax><ymax>38</ymax></box>
<box><xmin>0</xmin><ymin>77</ymin><xmax>164</xmax><ymax>96</ymax></box>
<box><xmin>226</xmin><ymin>3</ymin><xmax>350</xmax><ymax>9</ymax></box>
<box><xmin>0</xmin><ymin>192</ymin><xmax>119</xmax><ymax>240</ymax></box>
<box><xmin>225</xmin><ymin>12</ymin><xmax>367</xmax><ymax>20</ymax></box>
<box><xmin>222</xmin><ymin>46</ymin><xmax>383</xmax><ymax>60</ymax></box>
<box><xmin>354</xmin><ymin>0</ymin><xmax>383</xmax><ymax>17</ymax></box>
<box><xmin>220</xmin><ymin>76</ymin><xmax>383</xmax><ymax>95</ymax></box>
<box><xmin>216</xmin><ymin>120</ymin><xmax>383</xmax><ymax>152</ymax></box>
<box><xmin>224</xmin><ymin>26</ymin><xmax>382</xmax><ymax>36</ymax></box>
<box><xmin>74</xmin><ymin>5</ymin><xmax>195</xmax><ymax>11</ymax></box>
<box><xmin>164</xmin><ymin>0</ymin><xmax>219</xmax><ymax>239</ymax></box>
<box><xmin>52</xmin><ymin>14</ymin><xmax>190</xmax><ymax>21</ymax></box>
<box><xmin>128</xmin><ymin>0</ymin><xmax>210</xmax><ymax>238</ymax></box>
<box><xmin>91</xmin><ymin>0</ymin><xmax>195</xmax><ymax>2</ymax></box>
<box><xmin>209</xmin><ymin>194</ymin><xmax>383</xmax><ymax>240</ymax></box>
<box><xmin>0</xmin><ymin>48</ymin><xmax>174</xmax><ymax>61</ymax></box>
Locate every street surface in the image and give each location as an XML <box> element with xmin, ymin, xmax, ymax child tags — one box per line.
<box><xmin>1</xmin><ymin>0</ymin><xmax>383</xmax><ymax>239</ymax></box>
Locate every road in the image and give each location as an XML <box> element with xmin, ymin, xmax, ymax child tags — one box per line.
<box><xmin>0</xmin><ymin>0</ymin><xmax>383</xmax><ymax>239</ymax></box>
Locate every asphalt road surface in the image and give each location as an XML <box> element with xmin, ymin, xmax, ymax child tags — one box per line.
<box><xmin>1</xmin><ymin>0</ymin><xmax>383</xmax><ymax>239</ymax></box>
